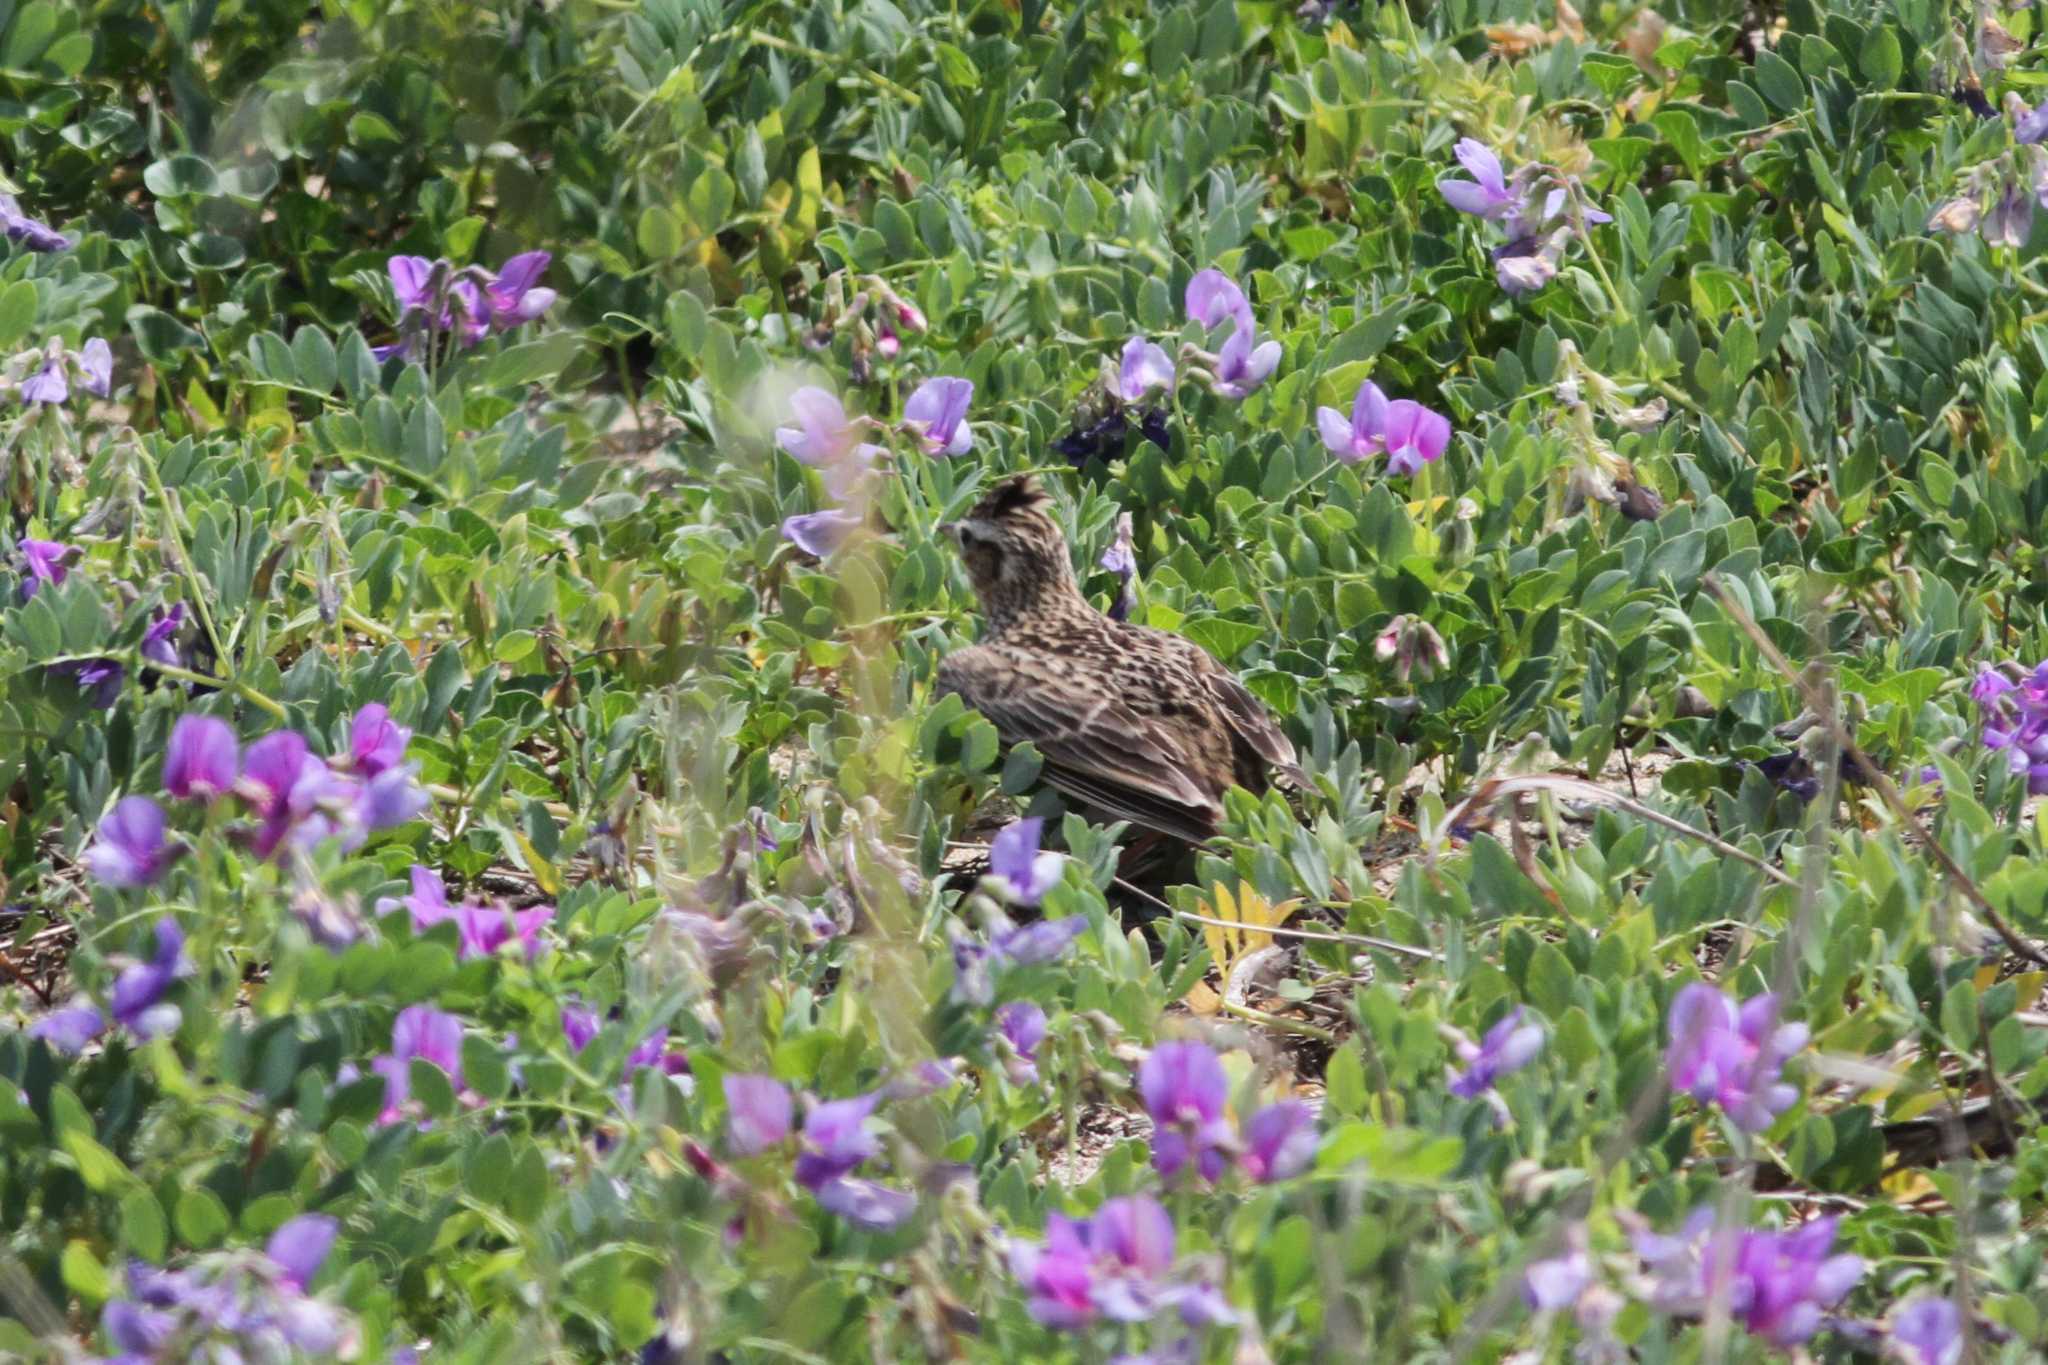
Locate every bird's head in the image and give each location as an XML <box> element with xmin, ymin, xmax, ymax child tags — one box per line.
<box><xmin>939</xmin><ymin>475</ymin><xmax>1075</xmax><ymax>616</ymax></box>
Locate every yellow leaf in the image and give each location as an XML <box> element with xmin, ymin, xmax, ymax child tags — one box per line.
<box><xmin>512</xmin><ymin>832</ymin><xmax>563</xmax><ymax>897</ymax></box>
<box><xmin>1180</xmin><ymin>882</ymin><xmax>1304</xmax><ymax>1009</ymax></box>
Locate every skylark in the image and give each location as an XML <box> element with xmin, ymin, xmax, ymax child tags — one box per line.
<box><xmin>936</xmin><ymin>476</ymin><xmax>1301</xmax><ymax>844</ymax></box>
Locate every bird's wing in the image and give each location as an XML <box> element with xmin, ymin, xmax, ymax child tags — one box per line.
<box><xmin>1135</xmin><ymin>627</ymin><xmax>1305</xmax><ymax>784</ymax></box>
<box><xmin>936</xmin><ymin>646</ymin><xmax>1224</xmax><ymax>842</ymax></box>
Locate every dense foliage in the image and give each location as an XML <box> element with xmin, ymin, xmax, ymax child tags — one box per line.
<box><xmin>5</xmin><ymin>0</ymin><xmax>2048</xmax><ymax>1359</ymax></box>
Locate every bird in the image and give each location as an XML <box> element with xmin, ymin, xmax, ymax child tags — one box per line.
<box><xmin>934</xmin><ymin>475</ymin><xmax>1301</xmax><ymax>845</ymax></box>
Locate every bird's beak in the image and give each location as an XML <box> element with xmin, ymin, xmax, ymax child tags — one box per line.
<box><xmin>937</xmin><ymin>521</ymin><xmax>961</xmax><ymax>541</ymax></box>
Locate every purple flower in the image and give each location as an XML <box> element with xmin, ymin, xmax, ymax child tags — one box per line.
<box><xmin>995</xmin><ymin>1001</ymin><xmax>1048</xmax><ymax>1083</ymax></box>
<box><xmin>990</xmin><ymin>817</ymin><xmax>1064</xmax><ymax>905</ymax></box>
<box><xmin>781</xmin><ymin>508</ymin><xmax>862</xmax><ymax>557</ymax></box>
<box><xmin>80</xmin><ymin>338</ymin><xmax>112</xmax><ymax>397</ymax></box>
<box><xmin>1317</xmin><ymin>379</ymin><xmax>1391</xmax><ymax>463</ymax></box>
<box><xmin>1099</xmin><ymin>512</ymin><xmax>1136</xmax><ymax>622</ymax></box>
<box><xmin>1381</xmin><ymin>399</ymin><xmax>1453</xmax><ymax>476</ymax></box>
<box><xmin>1210</xmin><ymin>323</ymin><xmax>1281</xmax><ymax>400</ymax></box>
<box><xmin>60</xmin><ymin>656</ymin><xmax>125</xmax><ymax>709</ymax></box>
<box><xmin>1185</xmin><ymin>268</ymin><xmax>1251</xmax><ymax>330</ymax></box>
<box><xmin>1137</xmin><ymin>1040</ymin><xmax>1235</xmax><ymax>1183</ymax></box>
<box><xmin>562</xmin><ymin>1001</ymin><xmax>601</xmax><ymax>1052</ymax></box>
<box><xmin>1986</xmin><ymin>179</ymin><xmax>2035</xmax><ymax>248</ymax></box>
<box><xmin>1098</xmin><ymin>512</ymin><xmax>1136</xmax><ymax>578</ymax></box>
<box><xmin>483</xmin><ymin>251</ymin><xmax>556</xmax><ymax>329</ymax></box>
<box><xmin>345</xmin><ymin>704</ymin><xmax>410</xmax><ymax>777</ymax></box>
<box><xmin>352</xmin><ymin>764</ymin><xmax>428</xmax><ymax>832</ymax></box>
<box><xmin>1970</xmin><ymin>666</ymin><xmax>2015</xmax><ymax>706</ymax></box>
<box><xmin>84</xmin><ymin>796</ymin><xmax>178</xmax><ymax>889</ymax></box>
<box><xmin>1010</xmin><ymin>1195</ymin><xmax>1179</xmax><ymax>1329</ymax></box>
<box><xmin>266</xmin><ymin>1214</ymin><xmax>338</xmax><ymax>1290</ymax></box>
<box><xmin>1636</xmin><ymin>1210</ymin><xmax>1864</xmax><ymax>1347</ymax></box>
<box><xmin>0</xmin><ymin>194</ymin><xmax>70</xmax><ymax>251</ymax></box>
<box><xmin>19</xmin><ymin>537</ymin><xmax>70</xmax><ymax>597</ymax></box>
<box><xmin>1493</xmin><ymin>231</ymin><xmax>1566</xmax><ymax>295</ymax></box>
<box><xmin>1665</xmin><ymin>983</ymin><xmax>1809</xmax><ymax>1133</ymax></box>
<box><xmin>992</xmin><ymin>915</ymin><xmax>1088</xmax><ymax>965</ymax></box>
<box><xmin>141</xmin><ymin>602</ymin><xmax>185</xmax><ymax>670</ymax></box>
<box><xmin>18</xmin><ymin>360</ymin><xmax>65</xmax><ymax>405</ymax></box>
<box><xmin>776</xmin><ymin>386</ymin><xmax>882</xmax><ymax>483</ymax></box>
<box><xmin>724</xmin><ymin>1073</ymin><xmax>794</xmax><ymax>1156</ymax></box>
<box><xmin>392</xmin><ymin>865</ymin><xmax>550</xmax><ymax>960</ymax></box>
<box><xmin>1118</xmin><ymin>337</ymin><xmax>1175</xmax><ymax>401</ymax></box>
<box><xmin>104</xmin><ymin>1298</ymin><xmax>176</xmax><ymax>1352</ymax></box>
<box><xmin>110</xmin><ymin>919</ymin><xmax>188</xmax><ymax>1038</ymax></box>
<box><xmin>2020</xmin><ymin>101</ymin><xmax>2048</xmax><ymax>144</ymax></box>
<box><xmin>1437</xmin><ymin>138</ymin><xmax>1518</xmax><ymax>218</ymax></box>
<box><xmin>794</xmin><ymin>1093</ymin><xmax>882</xmax><ymax>1189</ymax></box>
<box><xmin>1241</xmin><ymin>1100</ymin><xmax>1317</xmax><ymax>1182</ymax></box>
<box><xmin>902</xmin><ymin>376</ymin><xmax>974</xmax><ymax>457</ymax></box>
<box><xmin>814</xmin><ymin>1177</ymin><xmax>917</xmax><ymax>1229</ymax></box>
<box><xmin>1448</xmin><ymin>1007</ymin><xmax>1544</xmax><ymax>1098</ymax></box>
<box><xmin>388</xmin><ymin>255</ymin><xmax>437</xmax><ymax>314</ymax></box>
<box><xmin>374</xmin><ymin>1004</ymin><xmax>464</xmax><ymax>1124</ymax></box>
<box><xmin>1891</xmin><ymin>1295</ymin><xmax>1963</xmax><ymax>1365</ymax></box>
<box><xmin>1523</xmin><ymin>1246</ymin><xmax>1593</xmax><ymax>1312</ymax></box>
<box><xmin>28</xmin><ymin>999</ymin><xmax>105</xmax><ymax>1053</ymax></box>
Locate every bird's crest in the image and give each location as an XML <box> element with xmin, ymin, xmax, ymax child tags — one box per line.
<box><xmin>970</xmin><ymin>474</ymin><xmax>1051</xmax><ymax>523</ymax></box>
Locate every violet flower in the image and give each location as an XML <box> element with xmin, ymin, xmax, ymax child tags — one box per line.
<box><xmin>1009</xmin><ymin>1195</ymin><xmax>1216</xmax><ymax>1329</ymax></box>
<box><xmin>994</xmin><ymin>1001</ymin><xmax>1048</xmax><ymax>1084</ymax></box>
<box><xmin>776</xmin><ymin>386</ymin><xmax>883</xmax><ymax>487</ymax></box>
<box><xmin>1494</xmin><ymin>231</ymin><xmax>1568</xmax><ymax>295</ymax></box>
<box><xmin>483</xmin><ymin>251</ymin><xmax>557</xmax><ymax>329</ymax></box>
<box><xmin>1137</xmin><ymin>1040</ymin><xmax>1236</xmax><ymax>1183</ymax></box>
<box><xmin>1523</xmin><ymin>1244</ymin><xmax>1593</xmax><ymax>1312</ymax></box>
<box><xmin>1209</xmin><ymin>323</ymin><xmax>1281</xmax><ymax>400</ymax></box>
<box><xmin>266</xmin><ymin>1214</ymin><xmax>338</xmax><ymax>1291</ymax></box>
<box><xmin>0</xmin><ymin>194</ymin><xmax>70</xmax><ymax>252</ymax></box>
<box><xmin>795</xmin><ymin>1091</ymin><xmax>916</xmax><ymax>1228</ymax></box>
<box><xmin>84</xmin><ymin>796</ymin><xmax>179</xmax><ymax>889</ymax></box>
<box><xmin>372</xmin><ymin>1005</ymin><xmax>465</xmax><ymax>1124</ymax></box>
<box><xmin>1635</xmin><ymin>1209</ymin><xmax>1864</xmax><ymax>1347</ymax></box>
<box><xmin>1890</xmin><ymin>1295</ymin><xmax>1963</xmax><ymax>1365</ymax></box>
<box><xmin>781</xmin><ymin>508</ymin><xmax>862</xmax><ymax>557</ymax></box>
<box><xmin>60</xmin><ymin>656</ymin><xmax>125</xmax><ymax>708</ymax></box>
<box><xmin>2019</xmin><ymin>100</ymin><xmax>2048</xmax><ymax>144</ymax></box>
<box><xmin>561</xmin><ymin>1001</ymin><xmax>601</xmax><ymax>1053</ymax></box>
<box><xmin>1448</xmin><ymin>1006</ymin><xmax>1544</xmax><ymax>1098</ymax></box>
<box><xmin>141</xmin><ymin>602</ymin><xmax>186</xmax><ymax>670</ymax></box>
<box><xmin>344</xmin><ymin>703</ymin><xmax>410</xmax><ymax>777</ymax></box>
<box><xmin>902</xmin><ymin>375</ymin><xmax>974</xmax><ymax>457</ymax></box>
<box><xmin>724</xmin><ymin>1073</ymin><xmax>795</xmax><ymax>1156</ymax></box>
<box><xmin>1185</xmin><ymin>269</ymin><xmax>1251</xmax><ymax>330</ymax></box>
<box><xmin>110</xmin><ymin>918</ymin><xmax>188</xmax><ymax>1038</ymax></box>
<box><xmin>1974</xmin><ymin>659</ymin><xmax>2048</xmax><ymax>792</ymax></box>
<box><xmin>387</xmin><ymin>865</ymin><xmax>552</xmax><ymax>961</ymax></box>
<box><xmin>19</xmin><ymin>359</ymin><xmax>65</xmax><ymax>405</ymax></box>
<box><xmin>1317</xmin><ymin>379</ymin><xmax>1391</xmax><ymax>463</ymax></box>
<box><xmin>1984</xmin><ymin>179</ymin><xmax>2034</xmax><ymax>248</ymax></box>
<box><xmin>1241</xmin><ymin>1100</ymin><xmax>1317</xmax><ymax>1182</ymax></box>
<box><xmin>1665</xmin><ymin>983</ymin><xmax>1808</xmax><ymax>1133</ymax></box>
<box><xmin>18</xmin><ymin>537</ymin><xmax>69</xmax><ymax>597</ymax></box>
<box><xmin>991</xmin><ymin>915</ymin><xmax>1089</xmax><ymax>965</ymax></box>
<box><xmin>28</xmin><ymin>999</ymin><xmax>106</xmax><ymax>1053</ymax></box>
<box><xmin>1099</xmin><ymin>511</ymin><xmax>1136</xmax><ymax>622</ymax></box>
<box><xmin>80</xmin><ymin>338</ymin><xmax>112</xmax><ymax>396</ymax></box>
<box><xmin>1381</xmin><ymin>398</ymin><xmax>1453</xmax><ymax>475</ymax></box>
<box><xmin>1437</xmin><ymin>139</ymin><xmax>1520</xmax><ymax>219</ymax></box>
<box><xmin>1119</xmin><ymin>337</ymin><xmax>1175</xmax><ymax>401</ymax></box>
<box><xmin>989</xmin><ymin>817</ymin><xmax>1065</xmax><ymax>906</ymax></box>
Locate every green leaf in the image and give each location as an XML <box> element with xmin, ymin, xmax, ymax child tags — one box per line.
<box><xmin>176</xmin><ymin>1188</ymin><xmax>230</xmax><ymax>1248</ymax></box>
<box><xmin>291</xmin><ymin>326</ymin><xmax>338</xmax><ymax>394</ymax></box>
<box><xmin>485</xmin><ymin>333</ymin><xmax>580</xmax><ymax>388</ymax></box>
<box><xmin>61</xmin><ymin>1240</ymin><xmax>112</xmax><ymax>1305</ymax></box>
<box><xmin>0</xmin><ymin>279</ymin><xmax>37</xmax><ymax>350</ymax></box>
<box><xmin>117</xmin><ymin>1186</ymin><xmax>165</xmax><ymax>1268</ymax></box>
<box><xmin>1859</xmin><ymin>27</ymin><xmax>1902</xmax><ymax>88</ymax></box>
<box><xmin>1753</xmin><ymin>49</ymin><xmax>1807</xmax><ymax>112</ymax></box>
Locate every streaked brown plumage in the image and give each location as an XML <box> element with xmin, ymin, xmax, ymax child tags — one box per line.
<box><xmin>935</xmin><ymin>476</ymin><xmax>1300</xmax><ymax>843</ymax></box>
